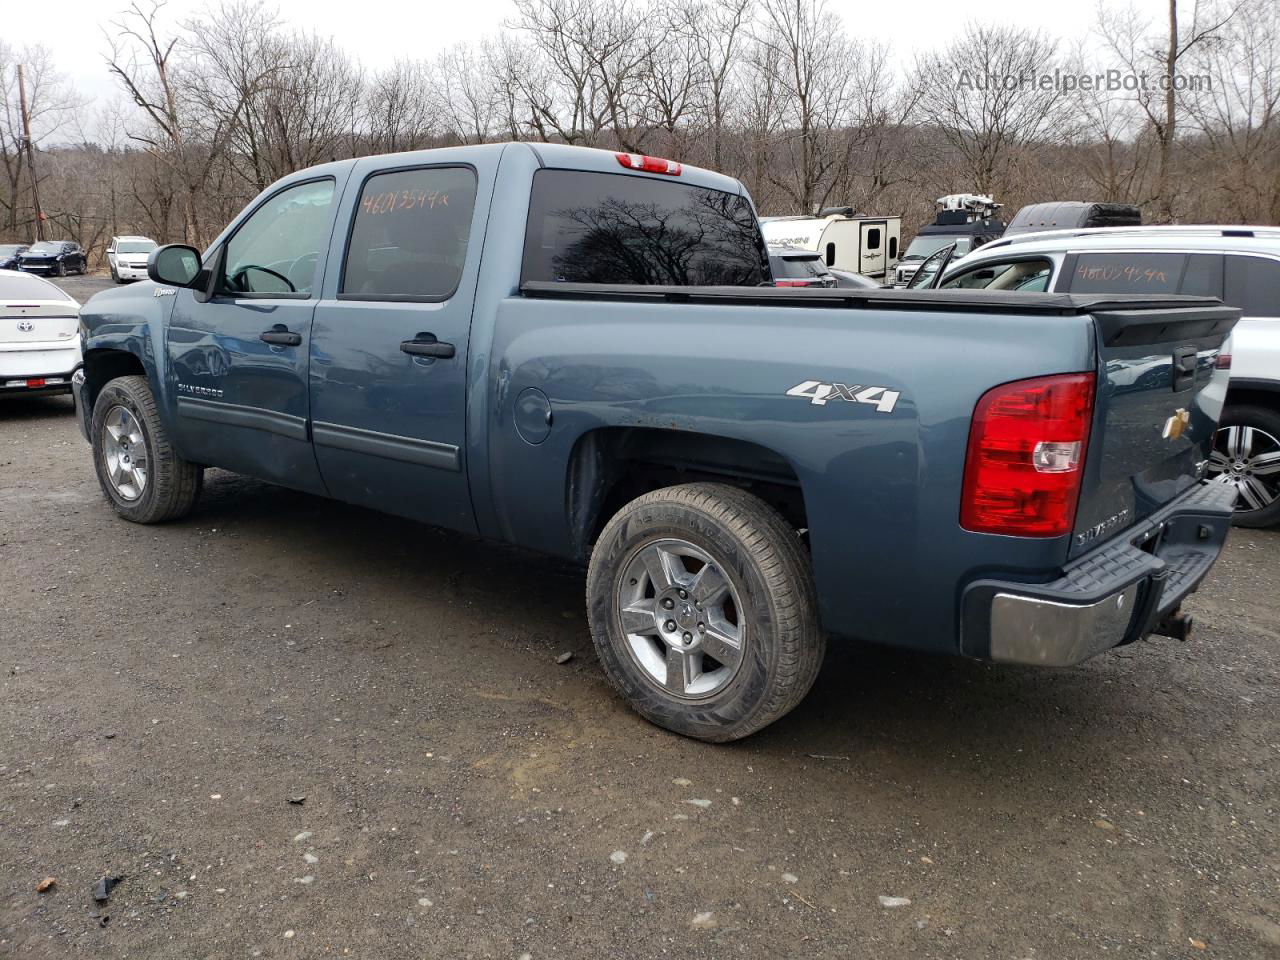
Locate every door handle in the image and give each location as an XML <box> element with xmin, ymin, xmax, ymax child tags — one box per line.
<box><xmin>260</xmin><ymin>325</ymin><xmax>302</xmax><ymax>347</ymax></box>
<box><xmin>400</xmin><ymin>333</ymin><xmax>455</xmax><ymax>359</ymax></box>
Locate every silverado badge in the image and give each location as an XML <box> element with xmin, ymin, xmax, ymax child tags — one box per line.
<box><xmin>1162</xmin><ymin>408</ymin><xmax>1190</xmax><ymax>440</ymax></box>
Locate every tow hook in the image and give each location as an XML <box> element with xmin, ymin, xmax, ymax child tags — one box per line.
<box><xmin>1153</xmin><ymin>609</ymin><xmax>1194</xmax><ymax>642</ymax></box>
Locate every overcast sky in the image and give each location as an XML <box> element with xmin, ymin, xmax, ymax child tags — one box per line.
<box><xmin>11</xmin><ymin>0</ymin><xmax>1173</xmax><ymax>122</ymax></box>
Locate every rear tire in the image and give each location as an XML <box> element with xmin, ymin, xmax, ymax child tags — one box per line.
<box><xmin>91</xmin><ymin>375</ymin><xmax>202</xmax><ymax>523</ymax></box>
<box><xmin>1210</xmin><ymin>404</ymin><xmax>1280</xmax><ymax>528</ymax></box>
<box><xmin>586</xmin><ymin>483</ymin><xmax>825</xmax><ymax>742</ymax></box>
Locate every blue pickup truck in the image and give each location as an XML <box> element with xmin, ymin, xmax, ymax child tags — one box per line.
<box><xmin>72</xmin><ymin>142</ymin><xmax>1239</xmax><ymax>741</ymax></box>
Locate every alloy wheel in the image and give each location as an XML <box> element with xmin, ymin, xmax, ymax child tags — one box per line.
<box><xmin>616</xmin><ymin>538</ymin><xmax>745</xmax><ymax>699</ymax></box>
<box><xmin>101</xmin><ymin>405</ymin><xmax>149</xmax><ymax>501</ymax></box>
<box><xmin>1207</xmin><ymin>424</ymin><xmax>1280</xmax><ymax>512</ymax></box>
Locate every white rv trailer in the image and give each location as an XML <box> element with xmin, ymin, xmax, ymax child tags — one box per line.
<box><xmin>759</xmin><ymin>209</ymin><xmax>902</xmax><ymax>280</ymax></box>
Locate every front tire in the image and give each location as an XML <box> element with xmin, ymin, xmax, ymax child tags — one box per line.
<box><xmin>586</xmin><ymin>483</ymin><xmax>825</xmax><ymax>742</ymax></box>
<box><xmin>56</xmin><ymin>261</ymin><xmax>67</xmax><ymax>278</ymax></box>
<box><xmin>91</xmin><ymin>375</ymin><xmax>202</xmax><ymax>523</ymax></box>
<box><xmin>1208</xmin><ymin>404</ymin><xmax>1280</xmax><ymax>528</ymax></box>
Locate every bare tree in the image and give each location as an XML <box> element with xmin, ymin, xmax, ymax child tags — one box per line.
<box><xmin>1097</xmin><ymin>0</ymin><xmax>1238</xmax><ymax>221</ymax></box>
<box><xmin>1185</xmin><ymin>0</ymin><xmax>1280</xmax><ymax>221</ymax></box>
<box><xmin>105</xmin><ymin>0</ymin><xmax>278</xmax><ymax>243</ymax></box>
<box><xmin>754</xmin><ymin>0</ymin><xmax>869</xmax><ymax>211</ymax></box>
<box><xmin>365</xmin><ymin>60</ymin><xmax>439</xmax><ymax>154</ymax></box>
<box><xmin>683</xmin><ymin>0</ymin><xmax>751</xmax><ymax>171</ymax></box>
<box><xmin>911</xmin><ymin>23</ymin><xmax>1070</xmax><ymax>197</ymax></box>
<box><xmin>0</xmin><ymin>43</ymin><xmax>79</xmax><ymax>237</ymax></box>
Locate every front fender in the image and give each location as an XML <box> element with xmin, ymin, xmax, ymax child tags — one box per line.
<box><xmin>79</xmin><ymin>282</ymin><xmax>177</xmax><ymax>437</ymax></box>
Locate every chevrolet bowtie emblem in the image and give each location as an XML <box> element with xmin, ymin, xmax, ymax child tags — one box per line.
<box><xmin>1162</xmin><ymin>407</ymin><xmax>1190</xmax><ymax>440</ymax></box>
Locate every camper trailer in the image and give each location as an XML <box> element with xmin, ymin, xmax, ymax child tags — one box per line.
<box><xmin>760</xmin><ymin>208</ymin><xmax>901</xmax><ymax>280</ymax></box>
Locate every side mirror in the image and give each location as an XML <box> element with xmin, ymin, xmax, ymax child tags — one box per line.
<box><xmin>148</xmin><ymin>244</ymin><xmax>202</xmax><ymax>287</ymax></box>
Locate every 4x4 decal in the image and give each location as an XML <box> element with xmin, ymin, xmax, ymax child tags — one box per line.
<box><xmin>786</xmin><ymin>380</ymin><xmax>901</xmax><ymax>413</ymax></box>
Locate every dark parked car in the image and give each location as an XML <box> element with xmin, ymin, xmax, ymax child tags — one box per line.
<box><xmin>767</xmin><ymin>246</ymin><xmax>837</xmax><ymax>287</ymax></box>
<box><xmin>0</xmin><ymin>243</ymin><xmax>30</xmax><ymax>270</ymax></box>
<box><xmin>18</xmin><ymin>241</ymin><xmax>87</xmax><ymax>277</ymax></box>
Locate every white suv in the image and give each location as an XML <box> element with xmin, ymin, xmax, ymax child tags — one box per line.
<box><xmin>106</xmin><ymin>236</ymin><xmax>158</xmax><ymax>283</ymax></box>
<box><xmin>918</xmin><ymin>226</ymin><xmax>1280</xmax><ymax>527</ymax></box>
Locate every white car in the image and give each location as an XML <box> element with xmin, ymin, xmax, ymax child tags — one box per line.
<box><xmin>914</xmin><ymin>225</ymin><xmax>1280</xmax><ymax>526</ymax></box>
<box><xmin>106</xmin><ymin>235</ymin><xmax>158</xmax><ymax>283</ymax></box>
<box><xmin>0</xmin><ymin>269</ymin><xmax>82</xmax><ymax>397</ymax></box>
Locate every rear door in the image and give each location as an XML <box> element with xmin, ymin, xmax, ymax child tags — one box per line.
<box><xmin>1059</xmin><ymin>251</ymin><xmax>1235</xmax><ymax>553</ymax></box>
<box><xmin>308</xmin><ymin>157</ymin><xmax>489</xmax><ymax>534</ymax></box>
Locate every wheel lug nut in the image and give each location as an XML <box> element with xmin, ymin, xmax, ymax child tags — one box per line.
<box><xmin>682</xmin><ymin>632</ymin><xmax>693</xmax><ymax>644</ymax></box>
<box><xmin>664</xmin><ymin>620</ymin><xmax>677</xmax><ymax>632</ymax></box>
<box><xmin>661</xmin><ymin>598</ymin><xmax>674</xmax><ymax>609</ymax></box>
<box><xmin>697</xmin><ymin>622</ymin><xmax>705</xmax><ymax>632</ymax></box>
<box><xmin>678</xmin><ymin>589</ymin><xmax>688</xmax><ymax>600</ymax></box>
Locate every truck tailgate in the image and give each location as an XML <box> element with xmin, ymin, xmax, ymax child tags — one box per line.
<box><xmin>1071</xmin><ymin>301</ymin><xmax>1238</xmax><ymax>557</ymax></box>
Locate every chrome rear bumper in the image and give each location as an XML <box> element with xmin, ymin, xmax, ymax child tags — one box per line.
<box><xmin>961</xmin><ymin>481</ymin><xmax>1236</xmax><ymax>666</ymax></box>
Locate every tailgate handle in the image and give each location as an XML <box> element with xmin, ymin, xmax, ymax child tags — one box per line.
<box><xmin>1171</xmin><ymin>347</ymin><xmax>1197</xmax><ymax>392</ymax></box>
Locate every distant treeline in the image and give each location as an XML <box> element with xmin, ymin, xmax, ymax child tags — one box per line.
<box><xmin>2</xmin><ymin>0</ymin><xmax>1277</xmax><ymax>263</ymax></box>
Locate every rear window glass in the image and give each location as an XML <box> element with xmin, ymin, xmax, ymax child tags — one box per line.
<box><xmin>117</xmin><ymin>241</ymin><xmax>156</xmax><ymax>254</ymax></box>
<box><xmin>1069</xmin><ymin>253</ymin><xmax>1185</xmax><ymax>294</ymax></box>
<box><xmin>342</xmin><ymin>166</ymin><xmax>477</xmax><ymax>300</ymax></box>
<box><xmin>522</xmin><ymin>169</ymin><xmax>768</xmax><ymax>286</ymax></box>
<box><xmin>1225</xmin><ymin>255</ymin><xmax>1280</xmax><ymax>318</ymax></box>
<box><xmin>771</xmin><ymin>255</ymin><xmax>828</xmax><ymax>279</ymax></box>
<box><xmin>0</xmin><ymin>273</ymin><xmax>74</xmax><ymax>301</ymax></box>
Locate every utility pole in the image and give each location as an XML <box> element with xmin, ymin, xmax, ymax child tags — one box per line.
<box><xmin>17</xmin><ymin>64</ymin><xmax>46</xmax><ymax>242</ymax></box>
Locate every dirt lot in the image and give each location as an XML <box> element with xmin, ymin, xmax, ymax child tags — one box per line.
<box><xmin>1</xmin><ymin>276</ymin><xmax>1278</xmax><ymax>958</ymax></box>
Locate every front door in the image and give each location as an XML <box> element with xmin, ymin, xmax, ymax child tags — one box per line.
<box><xmin>308</xmin><ymin>161</ymin><xmax>484</xmax><ymax>534</ymax></box>
<box><xmin>166</xmin><ymin>176</ymin><xmax>341</xmax><ymax>494</ymax></box>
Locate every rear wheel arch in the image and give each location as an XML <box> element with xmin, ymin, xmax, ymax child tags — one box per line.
<box><xmin>1224</xmin><ymin>382</ymin><xmax>1280</xmax><ymax>414</ymax></box>
<box><xmin>565</xmin><ymin>426</ymin><xmax>810</xmax><ymax>560</ymax></box>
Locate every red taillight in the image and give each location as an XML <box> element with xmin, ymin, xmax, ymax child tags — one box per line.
<box><xmin>26</xmin><ymin>378</ymin><xmax>46</xmax><ymax>388</ymax></box>
<box><xmin>615</xmin><ymin>152</ymin><xmax>682</xmax><ymax>176</ymax></box>
<box><xmin>960</xmin><ymin>373</ymin><xmax>1095</xmax><ymax>537</ymax></box>
<box><xmin>1215</xmin><ymin>352</ymin><xmax>1232</xmax><ymax>370</ymax></box>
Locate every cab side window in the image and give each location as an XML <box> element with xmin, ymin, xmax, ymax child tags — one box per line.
<box><xmin>1225</xmin><ymin>255</ymin><xmax>1280</xmax><ymax>318</ymax></box>
<box><xmin>219</xmin><ymin>179</ymin><xmax>335</xmax><ymax>296</ymax></box>
<box><xmin>341</xmin><ymin>166</ymin><xmax>478</xmax><ymax>301</ymax></box>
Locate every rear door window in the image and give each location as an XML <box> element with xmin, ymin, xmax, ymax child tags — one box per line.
<box><xmin>341</xmin><ymin>166</ymin><xmax>478</xmax><ymax>300</ymax></box>
<box><xmin>1068</xmin><ymin>253</ymin><xmax>1186</xmax><ymax>294</ymax></box>
<box><xmin>1225</xmin><ymin>255</ymin><xmax>1280</xmax><ymax>318</ymax></box>
<box><xmin>521</xmin><ymin>169</ymin><xmax>768</xmax><ymax>285</ymax></box>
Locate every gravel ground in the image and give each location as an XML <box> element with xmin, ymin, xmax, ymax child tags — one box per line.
<box><xmin>0</xmin><ymin>276</ymin><xmax>1277</xmax><ymax>958</ymax></box>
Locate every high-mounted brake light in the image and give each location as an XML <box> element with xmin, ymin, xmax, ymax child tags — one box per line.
<box><xmin>774</xmin><ymin>279</ymin><xmax>817</xmax><ymax>287</ymax></box>
<box><xmin>615</xmin><ymin>152</ymin><xmax>682</xmax><ymax>176</ymax></box>
<box><xmin>960</xmin><ymin>373</ymin><xmax>1095</xmax><ymax>537</ymax></box>
<box><xmin>1215</xmin><ymin>352</ymin><xmax>1232</xmax><ymax>370</ymax></box>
